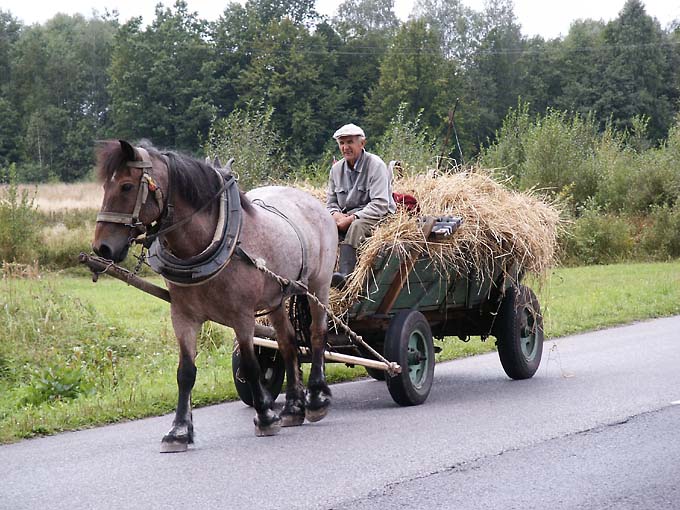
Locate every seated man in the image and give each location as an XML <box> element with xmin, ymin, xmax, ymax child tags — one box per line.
<box><xmin>326</xmin><ymin>123</ymin><xmax>396</xmax><ymax>288</ymax></box>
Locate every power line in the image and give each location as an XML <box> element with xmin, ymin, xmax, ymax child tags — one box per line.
<box><xmin>221</xmin><ymin>39</ymin><xmax>680</xmax><ymax>57</ymax></box>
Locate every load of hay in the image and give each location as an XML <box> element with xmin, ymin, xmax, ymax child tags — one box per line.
<box><xmin>325</xmin><ymin>169</ymin><xmax>564</xmax><ymax>315</ymax></box>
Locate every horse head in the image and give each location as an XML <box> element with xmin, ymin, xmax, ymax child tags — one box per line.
<box><xmin>92</xmin><ymin>140</ymin><xmax>167</xmax><ymax>262</ymax></box>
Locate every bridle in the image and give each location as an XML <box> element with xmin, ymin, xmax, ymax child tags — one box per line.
<box><xmin>95</xmin><ymin>144</ymin><xmax>244</xmax><ymax>285</ymax></box>
<box><xmin>96</xmin><ymin>147</ymin><xmax>165</xmax><ymax>230</ymax></box>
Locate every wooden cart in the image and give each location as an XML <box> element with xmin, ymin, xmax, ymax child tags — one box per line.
<box><xmin>232</xmin><ymin>216</ymin><xmax>545</xmax><ymax>407</ymax></box>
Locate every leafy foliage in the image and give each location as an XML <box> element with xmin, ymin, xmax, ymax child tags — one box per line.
<box><xmin>20</xmin><ymin>365</ymin><xmax>91</xmax><ymax>406</ymax></box>
<box><xmin>0</xmin><ymin>164</ymin><xmax>39</xmax><ymax>263</ymax></box>
<box><xmin>108</xmin><ymin>1</ymin><xmax>216</xmax><ymax>152</ymax></box>
<box><xmin>0</xmin><ymin>0</ymin><xmax>679</xmax><ymax>181</ymax></box>
<box><xmin>374</xmin><ymin>104</ymin><xmax>438</xmax><ymax>173</ymax></box>
<box><xmin>563</xmin><ymin>208</ymin><xmax>634</xmax><ymax>265</ymax></box>
<box><xmin>639</xmin><ymin>205</ymin><xmax>680</xmax><ymax>259</ymax></box>
<box><xmin>205</xmin><ymin>102</ymin><xmax>286</xmax><ymax>190</ymax></box>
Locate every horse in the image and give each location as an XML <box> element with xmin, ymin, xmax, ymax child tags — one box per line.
<box><xmin>92</xmin><ymin>140</ymin><xmax>338</xmax><ymax>452</ymax></box>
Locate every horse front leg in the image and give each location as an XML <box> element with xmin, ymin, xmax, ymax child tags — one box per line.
<box><xmin>161</xmin><ymin>316</ymin><xmax>200</xmax><ymax>453</ymax></box>
<box><xmin>305</xmin><ymin>299</ymin><xmax>332</xmax><ymax>422</ymax></box>
<box><xmin>234</xmin><ymin>319</ymin><xmax>281</xmax><ymax>436</ymax></box>
<box><xmin>268</xmin><ymin>307</ymin><xmax>305</xmax><ymax>427</ymax></box>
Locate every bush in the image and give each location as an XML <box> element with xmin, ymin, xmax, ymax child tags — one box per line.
<box><xmin>20</xmin><ymin>365</ymin><xmax>91</xmax><ymax>406</ymax></box>
<box><xmin>205</xmin><ymin>101</ymin><xmax>286</xmax><ymax>190</ymax></box>
<box><xmin>38</xmin><ymin>224</ymin><xmax>92</xmax><ymax>269</ymax></box>
<box><xmin>638</xmin><ymin>205</ymin><xmax>680</xmax><ymax>260</ymax></box>
<box><xmin>0</xmin><ymin>164</ymin><xmax>40</xmax><ymax>263</ymax></box>
<box><xmin>375</xmin><ymin>103</ymin><xmax>438</xmax><ymax>175</ymax></box>
<box><xmin>563</xmin><ymin>208</ymin><xmax>634</xmax><ymax>265</ymax></box>
<box><xmin>628</xmin><ymin>122</ymin><xmax>680</xmax><ymax>212</ymax></box>
<box><xmin>480</xmin><ymin>100</ymin><xmax>532</xmax><ymax>182</ymax></box>
<box><xmin>591</xmin><ymin>129</ymin><xmax>637</xmax><ymax>212</ymax></box>
<box><xmin>520</xmin><ymin>110</ymin><xmax>600</xmax><ymax>212</ymax></box>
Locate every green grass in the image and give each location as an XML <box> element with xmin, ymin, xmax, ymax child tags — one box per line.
<box><xmin>1</xmin><ymin>261</ymin><xmax>679</xmax><ymax>443</ymax></box>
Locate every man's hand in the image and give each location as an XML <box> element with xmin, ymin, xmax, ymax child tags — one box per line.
<box><xmin>332</xmin><ymin>212</ymin><xmax>355</xmax><ymax>233</ymax></box>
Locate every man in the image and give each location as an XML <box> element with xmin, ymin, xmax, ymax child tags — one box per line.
<box><xmin>326</xmin><ymin>123</ymin><xmax>396</xmax><ymax>288</ymax></box>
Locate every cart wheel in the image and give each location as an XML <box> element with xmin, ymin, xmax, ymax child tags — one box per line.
<box><xmin>384</xmin><ymin>310</ymin><xmax>435</xmax><ymax>406</ymax></box>
<box><xmin>365</xmin><ymin>367</ymin><xmax>386</xmax><ymax>381</ymax></box>
<box><xmin>494</xmin><ymin>285</ymin><xmax>544</xmax><ymax>380</ymax></box>
<box><xmin>232</xmin><ymin>344</ymin><xmax>285</xmax><ymax>407</ymax></box>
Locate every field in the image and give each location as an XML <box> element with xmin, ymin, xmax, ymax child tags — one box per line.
<box><xmin>4</xmin><ymin>182</ymin><xmax>103</xmax><ymax>211</ymax></box>
<box><xmin>1</xmin><ymin>260</ymin><xmax>679</xmax><ymax>444</ymax></box>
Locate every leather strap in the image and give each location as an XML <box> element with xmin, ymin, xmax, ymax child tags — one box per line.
<box><xmin>146</xmin><ymin>172</ymin><xmax>242</xmax><ymax>286</ymax></box>
<box><xmin>96</xmin><ymin>147</ymin><xmax>162</xmax><ymax>227</ymax></box>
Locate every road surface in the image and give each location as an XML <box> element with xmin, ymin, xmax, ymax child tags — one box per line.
<box><xmin>3</xmin><ymin>316</ymin><xmax>680</xmax><ymax>509</ymax></box>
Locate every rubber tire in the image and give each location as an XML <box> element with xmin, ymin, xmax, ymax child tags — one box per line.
<box><xmin>384</xmin><ymin>310</ymin><xmax>435</xmax><ymax>406</ymax></box>
<box><xmin>495</xmin><ymin>285</ymin><xmax>544</xmax><ymax>380</ymax></box>
<box><xmin>365</xmin><ymin>367</ymin><xmax>386</xmax><ymax>381</ymax></box>
<box><xmin>232</xmin><ymin>344</ymin><xmax>285</xmax><ymax>407</ymax></box>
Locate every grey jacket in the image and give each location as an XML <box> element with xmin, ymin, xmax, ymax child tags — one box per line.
<box><xmin>326</xmin><ymin>150</ymin><xmax>397</xmax><ymax>221</ymax></box>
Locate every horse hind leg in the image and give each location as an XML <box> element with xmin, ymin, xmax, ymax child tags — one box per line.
<box><xmin>234</xmin><ymin>320</ymin><xmax>281</xmax><ymax>436</ymax></box>
<box><xmin>161</xmin><ymin>317</ymin><xmax>199</xmax><ymax>453</ymax></box>
<box><xmin>305</xmin><ymin>295</ymin><xmax>332</xmax><ymax>423</ymax></box>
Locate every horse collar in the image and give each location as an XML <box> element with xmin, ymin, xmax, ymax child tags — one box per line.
<box><xmin>146</xmin><ymin>171</ymin><xmax>242</xmax><ymax>286</ymax></box>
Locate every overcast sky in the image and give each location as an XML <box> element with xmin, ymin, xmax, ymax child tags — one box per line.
<box><xmin>2</xmin><ymin>0</ymin><xmax>678</xmax><ymax>39</ymax></box>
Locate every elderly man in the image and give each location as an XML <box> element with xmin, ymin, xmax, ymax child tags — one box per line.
<box><xmin>326</xmin><ymin>123</ymin><xmax>396</xmax><ymax>288</ymax></box>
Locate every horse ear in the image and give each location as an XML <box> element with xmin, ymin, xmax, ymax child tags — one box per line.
<box><xmin>119</xmin><ymin>140</ymin><xmax>136</xmax><ymax>161</ymax></box>
<box><xmin>213</xmin><ymin>156</ymin><xmax>222</xmax><ymax>168</ymax></box>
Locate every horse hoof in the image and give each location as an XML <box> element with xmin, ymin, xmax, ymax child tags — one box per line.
<box><xmin>255</xmin><ymin>420</ymin><xmax>282</xmax><ymax>437</ymax></box>
<box><xmin>160</xmin><ymin>439</ymin><xmax>189</xmax><ymax>453</ymax></box>
<box><xmin>305</xmin><ymin>405</ymin><xmax>329</xmax><ymax>423</ymax></box>
<box><xmin>280</xmin><ymin>413</ymin><xmax>305</xmax><ymax>427</ymax></box>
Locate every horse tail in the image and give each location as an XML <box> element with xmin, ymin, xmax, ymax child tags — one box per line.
<box><xmin>288</xmin><ymin>294</ymin><xmax>312</xmax><ymax>351</ymax></box>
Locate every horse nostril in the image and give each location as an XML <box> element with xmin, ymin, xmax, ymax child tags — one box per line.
<box><xmin>94</xmin><ymin>243</ymin><xmax>113</xmax><ymax>260</ymax></box>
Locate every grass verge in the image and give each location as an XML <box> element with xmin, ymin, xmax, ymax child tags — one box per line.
<box><xmin>1</xmin><ymin>261</ymin><xmax>679</xmax><ymax>443</ymax></box>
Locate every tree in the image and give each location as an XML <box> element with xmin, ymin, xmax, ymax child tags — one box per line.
<box><xmin>10</xmin><ymin>13</ymin><xmax>116</xmax><ymax>180</ymax></box>
<box><xmin>465</xmin><ymin>0</ymin><xmax>526</xmax><ymax>147</ymax></box>
<box><xmin>412</xmin><ymin>0</ymin><xmax>482</xmax><ymax>66</ymax></box>
<box><xmin>332</xmin><ymin>0</ymin><xmax>399</xmax><ymax>35</ymax></box>
<box><xmin>235</xmin><ymin>17</ymin><xmax>347</xmax><ymax>160</ymax></box>
<box><xmin>108</xmin><ymin>1</ymin><xmax>216</xmax><ymax>151</ymax></box>
<box><xmin>596</xmin><ymin>0</ymin><xmax>676</xmax><ymax>141</ymax></box>
<box><xmin>0</xmin><ymin>11</ymin><xmax>22</xmax><ymax>168</ymax></box>
<box><xmin>553</xmin><ymin>19</ymin><xmax>607</xmax><ymax>117</ymax></box>
<box><xmin>329</xmin><ymin>0</ymin><xmax>399</xmax><ymax>125</ymax></box>
<box><xmin>365</xmin><ymin>20</ymin><xmax>456</xmax><ymax>139</ymax></box>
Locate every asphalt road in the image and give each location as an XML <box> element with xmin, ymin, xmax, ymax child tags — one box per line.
<box><xmin>3</xmin><ymin>316</ymin><xmax>680</xmax><ymax>510</ymax></box>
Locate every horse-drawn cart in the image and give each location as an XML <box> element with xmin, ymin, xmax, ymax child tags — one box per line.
<box><xmin>231</xmin><ymin>215</ymin><xmax>545</xmax><ymax>408</ymax></box>
<box><xmin>81</xmin><ymin>214</ymin><xmax>543</xmax><ymax>411</ymax></box>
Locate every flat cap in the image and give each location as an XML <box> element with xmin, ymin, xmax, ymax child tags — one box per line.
<box><xmin>333</xmin><ymin>123</ymin><xmax>365</xmax><ymax>139</ymax></box>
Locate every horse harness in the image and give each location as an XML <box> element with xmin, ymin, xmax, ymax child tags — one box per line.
<box><xmin>95</xmin><ymin>147</ymin><xmax>165</xmax><ymax>228</ymax></box>
<box><xmin>96</xmin><ymin>146</ymin><xmax>308</xmax><ymax>295</ymax></box>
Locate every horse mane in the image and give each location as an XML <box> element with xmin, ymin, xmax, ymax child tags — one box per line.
<box><xmin>96</xmin><ymin>140</ymin><xmax>253</xmax><ymax>212</ymax></box>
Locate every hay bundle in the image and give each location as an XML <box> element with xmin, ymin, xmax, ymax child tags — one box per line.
<box><xmin>328</xmin><ymin>169</ymin><xmax>563</xmax><ymax>314</ymax></box>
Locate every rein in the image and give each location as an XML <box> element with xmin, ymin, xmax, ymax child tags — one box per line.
<box><xmin>136</xmin><ymin>167</ymin><xmax>233</xmax><ymax>249</ymax></box>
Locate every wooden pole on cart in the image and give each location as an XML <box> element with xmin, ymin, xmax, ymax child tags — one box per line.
<box><xmin>79</xmin><ymin>253</ymin><xmax>397</xmax><ymax>373</ymax></box>
<box><xmin>78</xmin><ymin>252</ymin><xmax>276</xmax><ymax>339</ymax></box>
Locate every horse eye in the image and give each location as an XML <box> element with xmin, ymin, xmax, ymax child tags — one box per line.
<box><xmin>121</xmin><ymin>183</ymin><xmax>134</xmax><ymax>192</ymax></box>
